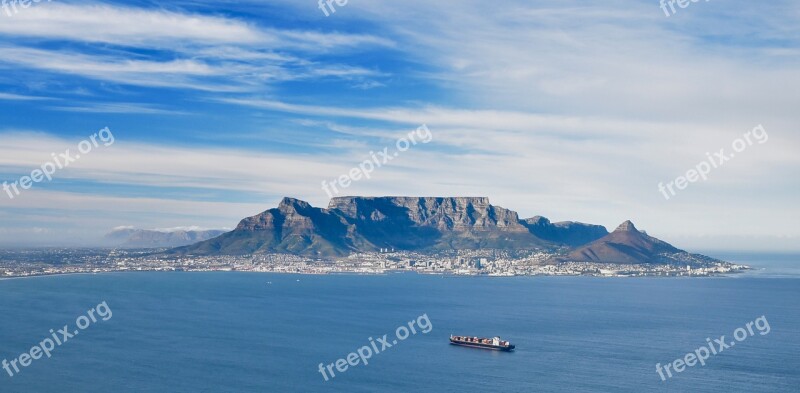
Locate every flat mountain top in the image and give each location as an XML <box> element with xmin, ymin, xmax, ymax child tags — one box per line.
<box><xmin>172</xmin><ymin>196</ymin><xmax>559</xmax><ymax>256</ymax></box>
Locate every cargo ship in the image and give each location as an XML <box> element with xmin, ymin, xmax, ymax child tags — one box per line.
<box><xmin>449</xmin><ymin>335</ymin><xmax>515</xmax><ymax>351</ymax></box>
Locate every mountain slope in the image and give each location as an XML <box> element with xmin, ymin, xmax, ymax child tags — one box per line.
<box><xmin>104</xmin><ymin>227</ymin><xmax>226</xmax><ymax>248</ymax></box>
<box><xmin>171</xmin><ymin>198</ymin><xmax>372</xmax><ymax>257</ymax></box>
<box><xmin>173</xmin><ymin>196</ymin><xmax>556</xmax><ymax>256</ymax></box>
<box><xmin>522</xmin><ymin>216</ymin><xmax>608</xmax><ymax>247</ymax></box>
<box><xmin>562</xmin><ymin>220</ymin><xmax>690</xmax><ymax>264</ymax></box>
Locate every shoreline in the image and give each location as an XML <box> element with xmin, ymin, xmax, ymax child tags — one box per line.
<box><xmin>0</xmin><ymin>267</ymin><xmax>757</xmax><ymax>281</ymax></box>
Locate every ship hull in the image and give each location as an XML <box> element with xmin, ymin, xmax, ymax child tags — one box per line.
<box><xmin>449</xmin><ymin>340</ymin><xmax>515</xmax><ymax>351</ymax></box>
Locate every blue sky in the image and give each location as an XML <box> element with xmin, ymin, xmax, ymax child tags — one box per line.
<box><xmin>0</xmin><ymin>0</ymin><xmax>798</xmax><ymax>250</ymax></box>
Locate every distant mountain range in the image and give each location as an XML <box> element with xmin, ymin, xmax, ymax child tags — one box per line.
<box><xmin>105</xmin><ymin>227</ymin><xmax>226</xmax><ymax>248</ymax></box>
<box><xmin>169</xmin><ymin>196</ymin><xmax>719</xmax><ymax>265</ymax></box>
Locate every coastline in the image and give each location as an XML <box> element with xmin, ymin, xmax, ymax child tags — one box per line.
<box><xmin>0</xmin><ymin>266</ymin><xmax>754</xmax><ymax>281</ymax></box>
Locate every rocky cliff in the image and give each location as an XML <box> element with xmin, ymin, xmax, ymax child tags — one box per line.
<box><xmin>522</xmin><ymin>216</ymin><xmax>609</xmax><ymax>247</ymax></box>
<box><xmin>173</xmin><ymin>196</ymin><xmax>558</xmax><ymax>256</ymax></box>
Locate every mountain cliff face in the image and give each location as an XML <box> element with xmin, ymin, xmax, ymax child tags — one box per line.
<box><xmin>522</xmin><ymin>216</ymin><xmax>608</xmax><ymax>247</ymax></box>
<box><xmin>561</xmin><ymin>220</ymin><xmax>688</xmax><ymax>264</ymax></box>
<box><xmin>327</xmin><ymin>197</ymin><xmax>546</xmax><ymax>251</ymax></box>
<box><xmin>173</xmin><ymin>196</ymin><xmax>557</xmax><ymax>256</ymax></box>
<box><xmin>329</xmin><ymin>197</ymin><xmax>526</xmax><ymax>231</ymax></box>
<box><xmin>172</xmin><ymin>198</ymin><xmax>369</xmax><ymax>256</ymax></box>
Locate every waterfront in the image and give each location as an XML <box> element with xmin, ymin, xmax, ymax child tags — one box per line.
<box><xmin>0</xmin><ymin>248</ymin><xmax>745</xmax><ymax>279</ymax></box>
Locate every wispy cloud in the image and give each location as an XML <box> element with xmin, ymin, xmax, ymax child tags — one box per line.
<box><xmin>47</xmin><ymin>102</ymin><xmax>189</xmax><ymax>115</ymax></box>
<box><xmin>0</xmin><ymin>92</ymin><xmax>52</xmax><ymax>101</ymax></box>
<box><xmin>0</xmin><ymin>3</ymin><xmax>265</xmax><ymax>46</ymax></box>
<box><xmin>0</xmin><ymin>3</ymin><xmax>392</xmax><ymax>92</ymax></box>
<box><xmin>0</xmin><ymin>3</ymin><xmax>394</xmax><ymax>49</ymax></box>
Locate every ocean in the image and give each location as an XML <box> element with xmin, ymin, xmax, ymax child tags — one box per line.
<box><xmin>0</xmin><ymin>253</ymin><xmax>798</xmax><ymax>392</ymax></box>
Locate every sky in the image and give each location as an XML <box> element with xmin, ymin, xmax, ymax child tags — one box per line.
<box><xmin>0</xmin><ymin>0</ymin><xmax>798</xmax><ymax>251</ymax></box>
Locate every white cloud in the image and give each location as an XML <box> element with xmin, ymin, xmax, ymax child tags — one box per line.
<box><xmin>0</xmin><ymin>92</ymin><xmax>52</xmax><ymax>101</ymax></box>
<box><xmin>0</xmin><ymin>3</ymin><xmax>264</xmax><ymax>46</ymax></box>
<box><xmin>47</xmin><ymin>102</ymin><xmax>189</xmax><ymax>115</ymax></box>
<box><xmin>0</xmin><ymin>3</ymin><xmax>392</xmax><ymax>91</ymax></box>
<box><xmin>0</xmin><ymin>2</ymin><xmax>394</xmax><ymax>49</ymax></box>
<box><xmin>0</xmin><ymin>121</ymin><xmax>795</xmax><ymax>247</ymax></box>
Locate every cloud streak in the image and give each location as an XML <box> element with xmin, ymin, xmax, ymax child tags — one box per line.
<box><xmin>0</xmin><ymin>3</ymin><xmax>392</xmax><ymax>91</ymax></box>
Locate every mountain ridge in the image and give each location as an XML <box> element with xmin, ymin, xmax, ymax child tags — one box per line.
<box><xmin>105</xmin><ymin>227</ymin><xmax>226</xmax><ymax>248</ymax></box>
<box><xmin>170</xmin><ymin>196</ymin><xmax>713</xmax><ymax>265</ymax></box>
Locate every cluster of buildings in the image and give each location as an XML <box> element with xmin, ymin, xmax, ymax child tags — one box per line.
<box><xmin>0</xmin><ymin>248</ymin><xmax>746</xmax><ymax>278</ymax></box>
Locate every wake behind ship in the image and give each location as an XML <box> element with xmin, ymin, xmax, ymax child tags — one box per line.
<box><xmin>450</xmin><ymin>335</ymin><xmax>515</xmax><ymax>351</ymax></box>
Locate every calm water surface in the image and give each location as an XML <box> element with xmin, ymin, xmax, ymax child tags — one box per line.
<box><xmin>0</xmin><ymin>254</ymin><xmax>798</xmax><ymax>392</ymax></box>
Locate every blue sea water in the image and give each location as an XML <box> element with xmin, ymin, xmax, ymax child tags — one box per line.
<box><xmin>0</xmin><ymin>254</ymin><xmax>798</xmax><ymax>392</ymax></box>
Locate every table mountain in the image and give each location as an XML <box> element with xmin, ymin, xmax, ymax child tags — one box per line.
<box><xmin>328</xmin><ymin>196</ymin><xmax>550</xmax><ymax>251</ymax></box>
<box><xmin>172</xmin><ymin>196</ymin><xmax>565</xmax><ymax>256</ymax></box>
<box><xmin>169</xmin><ymin>197</ymin><xmax>710</xmax><ymax>264</ymax></box>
